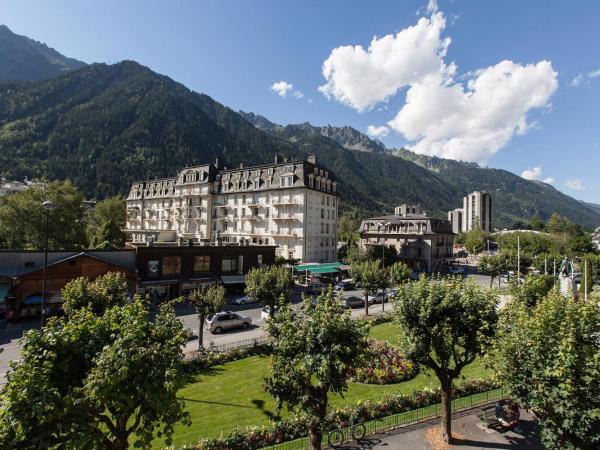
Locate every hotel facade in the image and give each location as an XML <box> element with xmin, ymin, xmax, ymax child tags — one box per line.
<box><xmin>359</xmin><ymin>204</ymin><xmax>454</xmax><ymax>272</ymax></box>
<box><xmin>124</xmin><ymin>155</ymin><xmax>339</xmax><ymax>262</ymax></box>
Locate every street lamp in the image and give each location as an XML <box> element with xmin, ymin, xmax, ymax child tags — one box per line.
<box><xmin>41</xmin><ymin>200</ymin><xmax>54</xmax><ymax>333</ymax></box>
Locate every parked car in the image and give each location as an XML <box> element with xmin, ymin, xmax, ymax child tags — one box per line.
<box><xmin>308</xmin><ymin>282</ymin><xmax>329</xmax><ymax>295</ymax></box>
<box><xmin>206</xmin><ymin>311</ymin><xmax>252</xmax><ymax>334</ymax></box>
<box><xmin>231</xmin><ymin>295</ymin><xmax>260</xmax><ymax>306</ymax></box>
<box><xmin>334</xmin><ymin>280</ymin><xmax>355</xmax><ymax>292</ymax></box>
<box><xmin>342</xmin><ymin>295</ymin><xmax>364</xmax><ymax>309</ymax></box>
<box><xmin>261</xmin><ymin>305</ymin><xmax>296</xmax><ymax>320</ymax></box>
<box><xmin>367</xmin><ymin>289</ymin><xmax>396</xmax><ymax>304</ymax></box>
<box><xmin>449</xmin><ymin>265</ymin><xmax>465</xmax><ymax>274</ymax></box>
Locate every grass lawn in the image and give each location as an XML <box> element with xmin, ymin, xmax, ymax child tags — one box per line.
<box><xmin>153</xmin><ymin>322</ymin><xmax>492</xmax><ymax>448</ymax></box>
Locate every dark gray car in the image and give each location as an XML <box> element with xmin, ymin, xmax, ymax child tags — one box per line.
<box><xmin>342</xmin><ymin>295</ymin><xmax>364</xmax><ymax>309</ymax></box>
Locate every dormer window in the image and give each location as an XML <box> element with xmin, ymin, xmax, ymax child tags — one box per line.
<box><xmin>268</xmin><ymin>167</ymin><xmax>274</xmax><ymax>176</ymax></box>
<box><xmin>281</xmin><ymin>175</ymin><xmax>294</xmax><ymax>187</ymax></box>
<box><xmin>285</xmin><ymin>164</ymin><xmax>294</xmax><ymax>173</ymax></box>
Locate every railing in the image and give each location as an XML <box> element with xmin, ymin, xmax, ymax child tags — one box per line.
<box><xmin>260</xmin><ymin>387</ymin><xmax>507</xmax><ymax>450</ymax></box>
<box><xmin>185</xmin><ymin>336</ymin><xmax>270</xmax><ymax>357</ymax></box>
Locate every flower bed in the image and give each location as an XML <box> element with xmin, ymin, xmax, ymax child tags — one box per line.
<box><xmin>348</xmin><ymin>339</ymin><xmax>417</xmax><ymax>384</ymax></box>
<box><xmin>176</xmin><ymin>378</ymin><xmax>499</xmax><ymax>450</ymax></box>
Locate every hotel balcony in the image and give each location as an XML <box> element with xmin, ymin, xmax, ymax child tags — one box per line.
<box><xmin>272</xmin><ymin>199</ymin><xmax>298</xmax><ymax>206</ymax></box>
<box><xmin>273</xmin><ymin>213</ymin><xmax>295</xmax><ymax>220</ymax></box>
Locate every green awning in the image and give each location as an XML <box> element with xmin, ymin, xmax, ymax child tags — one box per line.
<box><xmin>294</xmin><ymin>262</ymin><xmax>343</xmax><ymax>272</ymax></box>
<box><xmin>308</xmin><ymin>267</ymin><xmax>340</xmax><ymax>274</ymax></box>
<box><xmin>0</xmin><ymin>283</ymin><xmax>11</xmax><ymax>304</ymax></box>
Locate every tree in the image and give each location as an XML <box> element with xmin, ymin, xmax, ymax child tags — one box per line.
<box><xmin>464</xmin><ymin>227</ymin><xmax>489</xmax><ymax>254</ymax></box>
<box><xmin>393</xmin><ymin>276</ymin><xmax>498</xmax><ymax>443</ymax></box>
<box><xmin>62</xmin><ymin>271</ymin><xmax>130</xmax><ymax>316</ymax></box>
<box><xmin>388</xmin><ymin>261</ymin><xmax>412</xmax><ymax>287</ymax></box>
<box><xmin>352</xmin><ymin>259</ymin><xmax>387</xmax><ymax>316</ymax></box>
<box><xmin>264</xmin><ymin>290</ymin><xmax>369</xmax><ymax>450</ymax></box>
<box><xmin>477</xmin><ymin>255</ymin><xmax>506</xmax><ymax>288</ymax></box>
<box><xmin>245</xmin><ymin>265</ymin><xmax>292</xmax><ymax>319</ymax></box>
<box><xmin>188</xmin><ymin>283</ymin><xmax>226</xmax><ymax>350</ymax></box>
<box><xmin>0</xmin><ymin>300</ymin><xmax>189</xmax><ymax>449</ymax></box>
<box><xmin>510</xmin><ymin>274</ymin><xmax>555</xmax><ymax>308</ymax></box>
<box><xmin>86</xmin><ymin>197</ymin><xmax>127</xmax><ymax>249</ymax></box>
<box><xmin>0</xmin><ymin>180</ymin><xmax>86</xmax><ymax>250</ymax></box>
<box><xmin>493</xmin><ymin>293</ymin><xmax>600</xmax><ymax>449</ymax></box>
<box><xmin>364</xmin><ymin>244</ymin><xmax>399</xmax><ymax>267</ymax></box>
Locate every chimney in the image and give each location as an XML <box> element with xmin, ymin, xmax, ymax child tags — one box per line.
<box><xmin>214</xmin><ymin>157</ymin><xmax>220</xmax><ymax>169</ymax></box>
<box><xmin>239</xmin><ymin>162</ymin><xmax>244</xmax><ymax>169</ymax></box>
<box><xmin>307</xmin><ymin>154</ymin><xmax>316</xmax><ymax>165</ymax></box>
<box><xmin>274</xmin><ymin>154</ymin><xmax>281</xmax><ymax>163</ymax></box>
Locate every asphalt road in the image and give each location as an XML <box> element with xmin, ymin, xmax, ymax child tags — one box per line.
<box><xmin>0</xmin><ymin>269</ymin><xmax>503</xmax><ymax>384</ymax></box>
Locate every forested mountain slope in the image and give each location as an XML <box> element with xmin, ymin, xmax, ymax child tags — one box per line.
<box><xmin>0</xmin><ymin>60</ymin><xmax>598</xmax><ymax>228</ymax></box>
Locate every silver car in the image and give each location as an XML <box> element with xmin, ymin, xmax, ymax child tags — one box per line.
<box><xmin>206</xmin><ymin>311</ymin><xmax>252</xmax><ymax>334</ymax></box>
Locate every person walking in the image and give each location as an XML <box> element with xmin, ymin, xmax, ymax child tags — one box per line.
<box><xmin>6</xmin><ymin>309</ymin><xmax>14</xmax><ymax>327</ymax></box>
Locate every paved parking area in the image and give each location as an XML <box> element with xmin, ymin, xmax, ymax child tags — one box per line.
<box><xmin>337</xmin><ymin>408</ymin><xmax>543</xmax><ymax>450</ymax></box>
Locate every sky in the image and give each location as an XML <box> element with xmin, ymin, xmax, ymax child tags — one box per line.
<box><xmin>2</xmin><ymin>0</ymin><xmax>599</xmax><ymax>203</ymax></box>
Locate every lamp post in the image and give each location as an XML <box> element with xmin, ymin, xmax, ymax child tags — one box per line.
<box><xmin>41</xmin><ymin>200</ymin><xmax>54</xmax><ymax>333</ymax></box>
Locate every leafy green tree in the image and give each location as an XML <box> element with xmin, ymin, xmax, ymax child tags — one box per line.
<box><xmin>86</xmin><ymin>197</ymin><xmax>127</xmax><ymax>249</ymax></box>
<box><xmin>188</xmin><ymin>283</ymin><xmax>226</xmax><ymax>350</ymax></box>
<box><xmin>62</xmin><ymin>271</ymin><xmax>130</xmax><ymax>316</ymax></box>
<box><xmin>264</xmin><ymin>290</ymin><xmax>369</xmax><ymax>450</ymax></box>
<box><xmin>0</xmin><ymin>300</ymin><xmax>189</xmax><ymax>449</ymax></box>
<box><xmin>546</xmin><ymin>212</ymin><xmax>570</xmax><ymax>234</ymax></box>
<box><xmin>510</xmin><ymin>274</ymin><xmax>555</xmax><ymax>308</ymax></box>
<box><xmin>393</xmin><ymin>276</ymin><xmax>498</xmax><ymax>443</ymax></box>
<box><xmin>344</xmin><ymin>244</ymin><xmax>369</xmax><ymax>264</ymax></box>
<box><xmin>0</xmin><ymin>180</ymin><xmax>86</xmax><ymax>250</ymax></box>
<box><xmin>528</xmin><ymin>215</ymin><xmax>546</xmax><ymax>231</ymax></box>
<box><xmin>477</xmin><ymin>255</ymin><xmax>506</xmax><ymax>288</ymax></box>
<box><xmin>389</xmin><ymin>261</ymin><xmax>412</xmax><ymax>287</ymax></box>
<box><xmin>352</xmin><ymin>259</ymin><xmax>387</xmax><ymax>316</ymax></box>
<box><xmin>464</xmin><ymin>227</ymin><xmax>489</xmax><ymax>254</ymax></box>
<box><xmin>493</xmin><ymin>293</ymin><xmax>600</xmax><ymax>449</ymax></box>
<box><xmin>365</xmin><ymin>244</ymin><xmax>399</xmax><ymax>267</ymax></box>
<box><xmin>245</xmin><ymin>265</ymin><xmax>292</xmax><ymax>319</ymax></box>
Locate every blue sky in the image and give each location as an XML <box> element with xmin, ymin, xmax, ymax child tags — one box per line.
<box><xmin>2</xmin><ymin>0</ymin><xmax>599</xmax><ymax>203</ymax></box>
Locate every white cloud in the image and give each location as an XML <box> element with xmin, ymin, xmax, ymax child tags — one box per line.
<box><xmin>569</xmin><ymin>73</ymin><xmax>584</xmax><ymax>87</ymax></box>
<box><xmin>427</xmin><ymin>0</ymin><xmax>438</xmax><ymax>14</ymax></box>
<box><xmin>366</xmin><ymin>125</ymin><xmax>390</xmax><ymax>138</ymax></box>
<box><xmin>542</xmin><ymin>177</ymin><xmax>555</xmax><ymax>184</ymax></box>
<box><xmin>388</xmin><ymin>60</ymin><xmax>558</xmax><ymax>162</ymax></box>
<box><xmin>293</xmin><ymin>90</ymin><xmax>304</xmax><ymax>99</ymax></box>
<box><xmin>588</xmin><ymin>67</ymin><xmax>600</xmax><ymax>78</ymax></box>
<box><xmin>319</xmin><ymin>7</ymin><xmax>558</xmax><ymax>163</ymax></box>
<box><xmin>565</xmin><ymin>179</ymin><xmax>586</xmax><ymax>191</ymax></box>
<box><xmin>318</xmin><ymin>11</ymin><xmax>451</xmax><ymax>112</ymax></box>
<box><xmin>271</xmin><ymin>81</ymin><xmax>294</xmax><ymax>97</ymax></box>
<box><xmin>521</xmin><ymin>166</ymin><xmax>542</xmax><ymax>180</ymax></box>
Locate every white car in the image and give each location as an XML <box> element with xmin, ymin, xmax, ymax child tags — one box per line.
<box><xmin>449</xmin><ymin>265</ymin><xmax>465</xmax><ymax>274</ymax></box>
<box><xmin>261</xmin><ymin>305</ymin><xmax>295</xmax><ymax>320</ymax></box>
<box><xmin>231</xmin><ymin>295</ymin><xmax>259</xmax><ymax>306</ymax></box>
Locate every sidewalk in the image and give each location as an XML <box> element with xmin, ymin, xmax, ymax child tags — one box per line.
<box><xmin>345</xmin><ymin>408</ymin><xmax>543</xmax><ymax>450</ymax></box>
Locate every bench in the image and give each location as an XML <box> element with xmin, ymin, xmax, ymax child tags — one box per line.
<box><xmin>478</xmin><ymin>406</ymin><xmax>502</xmax><ymax>429</ymax></box>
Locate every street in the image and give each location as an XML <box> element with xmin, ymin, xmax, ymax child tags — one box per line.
<box><xmin>0</xmin><ymin>268</ymin><xmax>505</xmax><ymax>384</ymax></box>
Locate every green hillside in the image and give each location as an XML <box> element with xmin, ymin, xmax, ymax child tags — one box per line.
<box><xmin>0</xmin><ymin>60</ymin><xmax>598</xmax><ymax>228</ymax></box>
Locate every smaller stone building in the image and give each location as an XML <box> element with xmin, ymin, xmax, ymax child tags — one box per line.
<box><xmin>359</xmin><ymin>205</ymin><xmax>455</xmax><ymax>272</ymax></box>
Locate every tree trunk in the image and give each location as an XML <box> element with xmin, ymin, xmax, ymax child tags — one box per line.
<box><xmin>440</xmin><ymin>378</ymin><xmax>453</xmax><ymax>444</ymax></box>
<box><xmin>364</xmin><ymin>292</ymin><xmax>369</xmax><ymax>316</ymax></box>
<box><xmin>308</xmin><ymin>419</ymin><xmax>323</xmax><ymax>450</ymax></box>
<box><xmin>308</xmin><ymin>394</ymin><xmax>328</xmax><ymax>450</ymax></box>
<box><xmin>270</xmin><ymin>301</ymin><xmax>276</xmax><ymax>319</ymax></box>
<box><xmin>489</xmin><ymin>276</ymin><xmax>494</xmax><ymax>288</ymax></box>
<box><xmin>198</xmin><ymin>312</ymin><xmax>205</xmax><ymax>351</ymax></box>
<box><xmin>112</xmin><ymin>417</ymin><xmax>130</xmax><ymax>450</ymax></box>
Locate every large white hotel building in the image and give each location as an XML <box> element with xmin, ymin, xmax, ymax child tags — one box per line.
<box><xmin>124</xmin><ymin>155</ymin><xmax>339</xmax><ymax>262</ymax></box>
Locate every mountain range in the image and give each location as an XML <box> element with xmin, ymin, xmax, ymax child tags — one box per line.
<box><xmin>0</xmin><ymin>25</ymin><xmax>86</xmax><ymax>82</ymax></box>
<box><xmin>0</xmin><ymin>27</ymin><xmax>598</xmax><ymax>229</ymax></box>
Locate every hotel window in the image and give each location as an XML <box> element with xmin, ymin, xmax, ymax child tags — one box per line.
<box><xmin>268</xmin><ymin>167</ymin><xmax>274</xmax><ymax>176</ymax></box>
<box><xmin>285</xmin><ymin>164</ymin><xmax>294</xmax><ymax>173</ymax></box>
<box><xmin>162</xmin><ymin>256</ymin><xmax>181</xmax><ymax>276</ymax></box>
<box><xmin>193</xmin><ymin>255</ymin><xmax>210</xmax><ymax>273</ymax></box>
<box><xmin>221</xmin><ymin>256</ymin><xmax>238</xmax><ymax>273</ymax></box>
<box><xmin>254</xmin><ymin>179</ymin><xmax>260</xmax><ymax>189</ymax></box>
<box><xmin>257</xmin><ymin>254</ymin><xmax>263</xmax><ymax>265</ymax></box>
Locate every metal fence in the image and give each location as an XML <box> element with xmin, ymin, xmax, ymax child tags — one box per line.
<box><xmin>208</xmin><ymin>335</ymin><xmax>269</xmax><ymax>352</ymax></box>
<box><xmin>260</xmin><ymin>387</ymin><xmax>507</xmax><ymax>450</ymax></box>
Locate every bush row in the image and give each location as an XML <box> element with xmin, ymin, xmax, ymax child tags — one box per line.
<box><xmin>176</xmin><ymin>378</ymin><xmax>500</xmax><ymax>450</ymax></box>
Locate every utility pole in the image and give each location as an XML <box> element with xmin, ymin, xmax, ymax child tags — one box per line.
<box><xmin>584</xmin><ymin>258</ymin><xmax>588</xmax><ymax>302</ymax></box>
<box><xmin>544</xmin><ymin>258</ymin><xmax>547</xmax><ymax>276</ymax></box>
<box><xmin>517</xmin><ymin>235</ymin><xmax>520</xmax><ymax>284</ymax></box>
<box><xmin>41</xmin><ymin>200</ymin><xmax>54</xmax><ymax>334</ymax></box>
